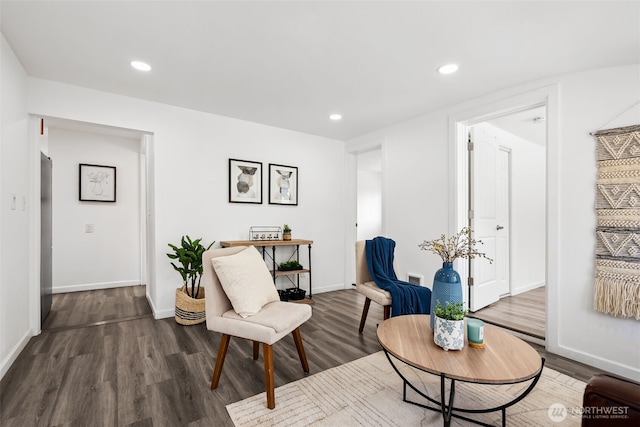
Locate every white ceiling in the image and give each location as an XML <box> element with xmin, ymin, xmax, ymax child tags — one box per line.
<box><xmin>485</xmin><ymin>106</ymin><xmax>547</xmax><ymax>146</ymax></box>
<box><xmin>2</xmin><ymin>1</ymin><xmax>638</xmax><ymax>141</ymax></box>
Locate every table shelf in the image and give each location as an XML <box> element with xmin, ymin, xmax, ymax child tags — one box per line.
<box><xmin>220</xmin><ymin>239</ymin><xmax>314</xmax><ymax>299</ymax></box>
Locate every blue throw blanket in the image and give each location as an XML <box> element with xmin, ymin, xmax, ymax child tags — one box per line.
<box><xmin>365</xmin><ymin>236</ymin><xmax>431</xmax><ymax>317</ymax></box>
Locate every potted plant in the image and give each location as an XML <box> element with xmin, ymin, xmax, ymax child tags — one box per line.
<box><xmin>278</xmin><ymin>260</ymin><xmax>303</xmax><ymax>271</ymax></box>
<box><xmin>167</xmin><ymin>235</ymin><xmax>214</xmax><ymax>325</ymax></box>
<box><xmin>282</xmin><ymin>224</ymin><xmax>292</xmax><ymax>241</ymax></box>
<box><xmin>433</xmin><ymin>300</ymin><xmax>467</xmax><ymax>351</ymax></box>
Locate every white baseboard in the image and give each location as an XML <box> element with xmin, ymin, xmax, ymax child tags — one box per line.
<box><xmin>311</xmin><ymin>283</ymin><xmax>347</xmax><ymax>294</ymax></box>
<box><xmin>149</xmin><ymin>283</ymin><xmax>348</xmax><ymax>320</ymax></box>
<box><xmin>52</xmin><ymin>280</ymin><xmax>141</xmax><ymax>294</ymax></box>
<box><xmin>0</xmin><ymin>329</ymin><xmax>32</xmax><ymax>381</ymax></box>
<box><xmin>556</xmin><ymin>344</ymin><xmax>640</xmax><ymax>382</ymax></box>
<box><xmin>145</xmin><ymin>290</ymin><xmax>174</xmax><ymax>320</ymax></box>
<box><xmin>510</xmin><ymin>281</ymin><xmax>545</xmax><ymax>296</ymax></box>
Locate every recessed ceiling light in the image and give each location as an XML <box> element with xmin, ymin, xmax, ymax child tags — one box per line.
<box><xmin>437</xmin><ymin>63</ymin><xmax>459</xmax><ymax>75</ymax></box>
<box><xmin>131</xmin><ymin>60</ymin><xmax>151</xmax><ymax>72</ymax></box>
<box><xmin>329</xmin><ymin>114</ymin><xmax>342</xmax><ymax>121</ymax></box>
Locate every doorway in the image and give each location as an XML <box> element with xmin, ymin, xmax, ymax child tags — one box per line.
<box><xmin>463</xmin><ymin>106</ymin><xmax>547</xmax><ymax>339</ymax></box>
<box><xmin>356</xmin><ymin>148</ymin><xmax>383</xmax><ymax>241</ymax></box>
<box><xmin>31</xmin><ymin>116</ymin><xmax>154</xmax><ymax>331</ymax></box>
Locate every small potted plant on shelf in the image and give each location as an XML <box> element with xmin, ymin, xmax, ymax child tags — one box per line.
<box><xmin>433</xmin><ymin>300</ymin><xmax>467</xmax><ymax>351</ymax></box>
<box><xmin>167</xmin><ymin>235</ymin><xmax>214</xmax><ymax>325</ymax></box>
<box><xmin>282</xmin><ymin>224</ymin><xmax>292</xmax><ymax>241</ymax></box>
<box><xmin>278</xmin><ymin>260</ymin><xmax>303</xmax><ymax>271</ymax></box>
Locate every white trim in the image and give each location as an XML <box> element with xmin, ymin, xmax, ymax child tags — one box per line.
<box><xmin>449</xmin><ymin>84</ymin><xmax>560</xmax><ymax>354</ymax></box>
<box><xmin>52</xmin><ymin>280</ymin><xmax>142</xmax><ymax>294</ymax></box>
<box><xmin>344</xmin><ymin>151</ymin><xmax>358</xmax><ymax>289</ymax></box>
<box><xmin>147</xmin><ymin>292</ymin><xmax>173</xmax><ymax>320</ymax></box>
<box><xmin>556</xmin><ymin>345</ymin><xmax>640</xmax><ymax>382</ymax></box>
<box><xmin>313</xmin><ymin>283</ymin><xmax>347</xmax><ymax>294</ymax></box>
<box><xmin>28</xmin><ymin>116</ymin><xmax>43</xmax><ymax>336</ymax></box>
<box><xmin>0</xmin><ymin>329</ymin><xmax>31</xmax><ymax>381</ymax></box>
<box><xmin>510</xmin><ymin>281</ymin><xmax>545</xmax><ymax>296</ymax></box>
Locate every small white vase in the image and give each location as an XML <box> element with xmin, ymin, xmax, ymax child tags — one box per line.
<box><xmin>434</xmin><ymin>316</ymin><xmax>465</xmax><ymax>351</ymax></box>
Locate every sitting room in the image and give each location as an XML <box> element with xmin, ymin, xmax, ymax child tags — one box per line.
<box><xmin>1</xmin><ymin>1</ymin><xmax>639</xmax><ymax>426</ymax></box>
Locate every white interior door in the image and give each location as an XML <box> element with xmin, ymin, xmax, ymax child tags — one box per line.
<box><xmin>469</xmin><ymin>127</ymin><xmax>510</xmax><ymax>311</ymax></box>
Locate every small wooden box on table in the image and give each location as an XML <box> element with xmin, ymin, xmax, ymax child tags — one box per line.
<box><xmin>219</xmin><ymin>239</ymin><xmax>313</xmax><ymax>303</ymax></box>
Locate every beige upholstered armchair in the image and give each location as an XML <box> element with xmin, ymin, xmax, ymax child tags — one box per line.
<box><xmin>355</xmin><ymin>240</ymin><xmax>392</xmax><ymax>333</ymax></box>
<box><xmin>201</xmin><ymin>245</ymin><xmax>312</xmax><ymax>409</ymax></box>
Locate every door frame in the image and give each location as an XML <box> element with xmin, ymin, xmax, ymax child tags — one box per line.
<box><xmin>27</xmin><ymin>116</ymin><xmax>156</xmax><ymax>334</ymax></box>
<box><xmin>345</xmin><ymin>136</ymin><xmax>387</xmax><ymax>289</ymax></box>
<box><xmin>356</xmin><ymin>146</ymin><xmax>383</xmax><ymax>241</ymax></box>
<box><xmin>498</xmin><ymin>145</ymin><xmax>512</xmax><ymax>297</ymax></box>
<box><xmin>448</xmin><ymin>85</ymin><xmax>560</xmax><ymax>352</ymax></box>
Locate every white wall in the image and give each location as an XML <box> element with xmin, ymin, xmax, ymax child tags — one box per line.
<box><xmin>0</xmin><ymin>34</ymin><xmax>31</xmax><ymax>379</ymax></box>
<box><xmin>474</xmin><ymin>122</ymin><xmax>545</xmax><ymax>295</ymax></box>
<box><xmin>26</xmin><ymin>78</ymin><xmax>346</xmax><ymax>319</ymax></box>
<box><xmin>347</xmin><ymin>64</ymin><xmax>640</xmax><ymax>380</ymax></box>
<box><xmin>554</xmin><ymin>66</ymin><xmax>640</xmax><ymax>381</ymax></box>
<box><xmin>48</xmin><ymin>128</ymin><xmax>141</xmax><ymax>292</ymax></box>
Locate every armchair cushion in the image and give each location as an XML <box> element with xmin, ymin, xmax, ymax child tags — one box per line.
<box><xmin>356</xmin><ymin>281</ymin><xmax>392</xmax><ymax>306</ymax></box>
<box><xmin>217</xmin><ymin>301</ymin><xmax>312</xmax><ymax>344</ymax></box>
<box><xmin>211</xmin><ymin>245</ymin><xmax>279</xmax><ymax>318</ymax></box>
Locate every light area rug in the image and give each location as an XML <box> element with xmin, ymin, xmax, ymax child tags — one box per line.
<box><xmin>227</xmin><ymin>351</ymin><xmax>586</xmax><ymax>426</ymax></box>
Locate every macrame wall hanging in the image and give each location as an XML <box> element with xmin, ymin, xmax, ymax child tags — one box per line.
<box><xmin>593</xmin><ymin>124</ymin><xmax>640</xmax><ymax>320</ymax></box>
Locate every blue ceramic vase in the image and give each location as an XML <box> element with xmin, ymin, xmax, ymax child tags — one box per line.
<box><xmin>430</xmin><ymin>262</ymin><xmax>463</xmax><ymax>329</ymax></box>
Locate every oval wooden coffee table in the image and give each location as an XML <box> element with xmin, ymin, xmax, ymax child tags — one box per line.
<box><xmin>377</xmin><ymin>314</ymin><xmax>544</xmax><ymax>427</ymax></box>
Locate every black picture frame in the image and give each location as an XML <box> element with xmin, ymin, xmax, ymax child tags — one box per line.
<box><xmin>79</xmin><ymin>163</ymin><xmax>116</xmax><ymax>202</ymax></box>
<box><xmin>229</xmin><ymin>158</ymin><xmax>263</xmax><ymax>203</ymax></box>
<box><xmin>268</xmin><ymin>163</ymin><xmax>298</xmax><ymax>205</ymax></box>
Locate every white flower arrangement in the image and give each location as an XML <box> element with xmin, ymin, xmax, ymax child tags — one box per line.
<box><xmin>419</xmin><ymin>227</ymin><xmax>493</xmax><ymax>263</ymax></box>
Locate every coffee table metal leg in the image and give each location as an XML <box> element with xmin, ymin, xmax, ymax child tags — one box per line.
<box><xmin>440</xmin><ymin>374</ymin><xmax>455</xmax><ymax>426</ymax></box>
<box><xmin>383</xmin><ymin>349</ymin><xmax>545</xmax><ymax>427</ymax></box>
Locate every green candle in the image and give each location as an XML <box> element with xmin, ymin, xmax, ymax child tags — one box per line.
<box><xmin>467</xmin><ymin>318</ymin><xmax>484</xmax><ymax>344</ymax></box>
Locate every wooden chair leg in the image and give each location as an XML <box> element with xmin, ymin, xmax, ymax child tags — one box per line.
<box><xmin>383</xmin><ymin>305</ymin><xmax>391</xmax><ymax>320</ymax></box>
<box><xmin>211</xmin><ymin>334</ymin><xmax>231</xmax><ymax>389</ymax></box>
<box><xmin>263</xmin><ymin>343</ymin><xmax>275</xmax><ymax>409</ymax></box>
<box><xmin>292</xmin><ymin>327</ymin><xmax>309</xmax><ymax>373</ymax></box>
<box><xmin>253</xmin><ymin>341</ymin><xmax>260</xmax><ymax>360</ymax></box>
<box><xmin>359</xmin><ymin>297</ymin><xmax>372</xmax><ymax>333</ymax></box>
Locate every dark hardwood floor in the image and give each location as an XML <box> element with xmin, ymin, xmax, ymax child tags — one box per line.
<box><xmin>1</xmin><ymin>286</ymin><xmax>607</xmax><ymax>426</ymax></box>
<box><xmin>42</xmin><ymin>285</ymin><xmax>153</xmax><ymax>331</ymax></box>
<box><xmin>469</xmin><ymin>286</ymin><xmax>546</xmax><ymax>340</ymax></box>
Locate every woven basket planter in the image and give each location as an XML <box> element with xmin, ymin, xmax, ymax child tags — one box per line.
<box><xmin>175</xmin><ymin>285</ymin><xmax>206</xmax><ymax>325</ymax></box>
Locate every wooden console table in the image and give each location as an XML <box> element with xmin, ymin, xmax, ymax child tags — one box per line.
<box><xmin>219</xmin><ymin>239</ymin><xmax>314</xmax><ymax>299</ymax></box>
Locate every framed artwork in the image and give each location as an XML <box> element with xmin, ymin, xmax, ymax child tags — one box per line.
<box><xmin>269</xmin><ymin>163</ymin><xmax>298</xmax><ymax>205</ymax></box>
<box><xmin>229</xmin><ymin>158</ymin><xmax>262</xmax><ymax>203</ymax></box>
<box><xmin>79</xmin><ymin>163</ymin><xmax>116</xmax><ymax>202</ymax></box>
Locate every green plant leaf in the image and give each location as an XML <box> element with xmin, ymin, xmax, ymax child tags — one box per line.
<box><xmin>434</xmin><ymin>300</ymin><xmax>467</xmax><ymax>320</ymax></box>
<box><xmin>167</xmin><ymin>236</ymin><xmax>216</xmax><ymax>291</ymax></box>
